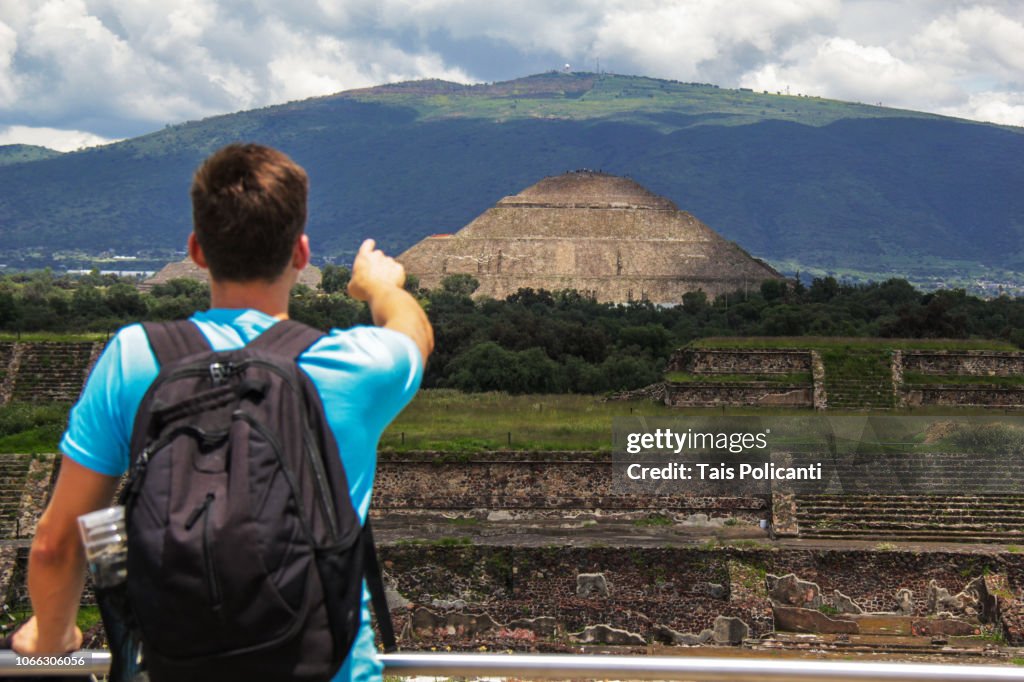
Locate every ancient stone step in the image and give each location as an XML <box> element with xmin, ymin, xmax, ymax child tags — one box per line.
<box><xmin>801</xmin><ymin>515</ymin><xmax>1024</xmax><ymax>528</ymax></box>
<box><xmin>800</xmin><ymin>528</ymin><xmax>1024</xmax><ymax>542</ymax></box>
<box><xmin>801</xmin><ymin>502</ymin><xmax>1024</xmax><ymax>511</ymax></box>
<box><xmin>804</xmin><ymin>520</ymin><xmax>1024</xmax><ymax>533</ymax></box>
<box><xmin>799</xmin><ymin>494</ymin><xmax>1024</xmax><ymax>503</ymax></box>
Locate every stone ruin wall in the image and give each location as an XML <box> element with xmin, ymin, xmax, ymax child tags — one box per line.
<box><xmin>383</xmin><ymin>545</ymin><xmax>1023</xmax><ymax>650</ymax></box>
<box><xmin>899</xmin><ymin>350</ymin><xmax>1024</xmax><ymax>408</ymax></box>
<box><xmin>1</xmin><ymin>342</ymin><xmax>1023</xmax><ymax>408</ymax></box>
<box><xmin>374</xmin><ymin>451</ymin><xmax>767</xmax><ymax>520</ymax></box>
<box><xmin>6</xmin><ymin>342</ymin><xmax>1024</xmax><ymax>409</ymax></box>
<box><xmin>665</xmin><ymin>384</ymin><xmax>813</xmax><ymax>408</ymax></box>
<box><xmin>663</xmin><ymin>347</ymin><xmax>1024</xmax><ymax>409</ymax></box>
<box><xmin>664</xmin><ymin>349</ymin><xmax>814</xmax><ymax>408</ymax></box>
<box><xmin>6</xmin><ymin>540</ymin><xmax>1018</xmax><ymax>650</ymax></box>
<box><xmin>669</xmin><ymin>349</ymin><xmax>812</xmax><ymax>374</ymax></box>
<box><xmin>3</xmin><ymin>456</ymin><xmax>1024</xmax><ymax>650</ymax></box>
<box><xmin>902</xmin><ymin>350</ymin><xmax>1024</xmax><ymax>376</ymax></box>
<box><xmin>904</xmin><ymin>386</ymin><xmax>1024</xmax><ymax>408</ymax></box>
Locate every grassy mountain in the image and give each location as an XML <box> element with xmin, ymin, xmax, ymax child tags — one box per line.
<box><xmin>0</xmin><ymin>72</ymin><xmax>1021</xmax><ymax>292</ymax></box>
<box><xmin>0</xmin><ymin>144</ymin><xmax>62</xmax><ymax>166</ymax></box>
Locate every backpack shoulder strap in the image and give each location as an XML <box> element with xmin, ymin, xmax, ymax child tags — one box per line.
<box><xmin>142</xmin><ymin>320</ymin><xmax>211</xmax><ymax>367</ymax></box>
<box><xmin>246</xmin><ymin>318</ymin><xmax>325</xmax><ymax>359</ymax></box>
<box><xmin>363</xmin><ymin>520</ymin><xmax>397</xmax><ymax>652</ymax></box>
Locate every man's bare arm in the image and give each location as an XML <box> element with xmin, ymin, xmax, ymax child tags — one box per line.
<box><xmin>13</xmin><ymin>457</ymin><xmax>119</xmax><ymax>654</ymax></box>
<box><xmin>348</xmin><ymin>238</ymin><xmax>434</xmax><ymax>362</ymax></box>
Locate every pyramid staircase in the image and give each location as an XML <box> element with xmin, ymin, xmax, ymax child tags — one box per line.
<box><xmin>9</xmin><ymin>342</ymin><xmax>97</xmax><ymax>403</ymax></box>
<box><xmin>793</xmin><ymin>450</ymin><xmax>1024</xmax><ymax>542</ymax></box>
<box><xmin>821</xmin><ymin>350</ymin><xmax>895</xmax><ymax>409</ymax></box>
<box><xmin>0</xmin><ymin>454</ymin><xmax>31</xmax><ymax>538</ymax></box>
<box><xmin>796</xmin><ymin>494</ymin><xmax>1024</xmax><ymax>543</ymax></box>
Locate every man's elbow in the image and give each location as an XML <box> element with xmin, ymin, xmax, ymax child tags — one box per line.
<box><xmin>386</xmin><ymin>310</ymin><xmax>434</xmax><ymax>363</ymax></box>
<box><xmin>30</xmin><ymin>516</ymin><xmax>79</xmax><ymax>568</ymax></box>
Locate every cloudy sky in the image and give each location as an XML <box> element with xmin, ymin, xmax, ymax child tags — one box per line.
<box><xmin>1</xmin><ymin>0</ymin><xmax>1022</xmax><ymax>151</ymax></box>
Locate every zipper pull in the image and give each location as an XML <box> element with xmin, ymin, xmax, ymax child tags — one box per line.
<box><xmin>209</xmin><ymin>362</ymin><xmax>234</xmax><ymax>385</ymax></box>
<box><xmin>185</xmin><ymin>493</ymin><xmax>215</xmax><ymax>530</ymax></box>
<box><xmin>125</xmin><ymin>449</ymin><xmax>151</xmax><ymax>498</ymax></box>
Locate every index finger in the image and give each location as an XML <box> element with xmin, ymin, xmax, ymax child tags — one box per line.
<box><xmin>358</xmin><ymin>238</ymin><xmax>376</xmax><ymax>255</ymax></box>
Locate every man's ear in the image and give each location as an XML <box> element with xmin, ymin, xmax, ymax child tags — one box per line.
<box><xmin>188</xmin><ymin>233</ymin><xmax>208</xmax><ymax>270</ymax></box>
<box><xmin>292</xmin><ymin>235</ymin><xmax>311</xmax><ymax>271</ymax></box>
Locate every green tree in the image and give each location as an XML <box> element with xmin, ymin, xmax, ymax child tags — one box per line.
<box><xmin>320</xmin><ymin>265</ymin><xmax>351</xmax><ymax>294</ymax></box>
<box><xmin>441</xmin><ymin>274</ymin><xmax>480</xmax><ymax>296</ymax></box>
<box><xmin>105</xmin><ymin>283</ymin><xmax>147</xmax><ymax>319</ymax></box>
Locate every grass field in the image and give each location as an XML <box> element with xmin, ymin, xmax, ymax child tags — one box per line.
<box><xmin>0</xmin><ymin>402</ymin><xmax>70</xmax><ymax>453</ymax></box>
<box><xmin>381</xmin><ymin>389</ymin><xmax>679</xmax><ymax>452</ymax></box>
<box><xmin>0</xmin><ymin>392</ymin><xmax>683</xmax><ymax>454</ymax></box>
<box><xmin>0</xmin><ymin>390</ymin><xmax>1020</xmax><ymax>456</ymax></box>
<box><xmin>350</xmin><ymin>72</ymin><xmax>941</xmax><ymax>130</ymax></box>
<box><xmin>0</xmin><ymin>332</ymin><xmax>109</xmax><ymax>343</ymax></box>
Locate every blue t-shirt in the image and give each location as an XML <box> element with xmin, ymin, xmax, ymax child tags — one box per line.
<box><xmin>61</xmin><ymin>309</ymin><xmax>423</xmax><ymax>682</ymax></box>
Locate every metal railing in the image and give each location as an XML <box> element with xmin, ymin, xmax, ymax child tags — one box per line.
<box><xmin>5</xmin><ymin>651</ymin><xmax>1024</xmax><ymax>680</ymax></box>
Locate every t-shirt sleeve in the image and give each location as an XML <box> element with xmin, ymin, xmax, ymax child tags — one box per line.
<box><xmin>357</xmin><ymin>327</ymin><xmax>424</xmax><ymax>434</ymax></box>
<box><xmin>60</xmin><ymin>324</ymin><xmax>159</xmax><ymax>477</ymax></box>
<box><xmin>301</xmin><ymin>325</ymin><xmax>424</xmax><ymax>433</ymax></box>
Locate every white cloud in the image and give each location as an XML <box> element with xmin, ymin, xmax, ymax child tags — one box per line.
<box><xmin>262</xmin><ymin>24</ymin><xmax>471</xmax><ymax>104</ymax></box>
<box><xmin>741</xmin><ymin>36</ymin><xmax>955</xmax><ymax>108</ymax></box>
<box><xmin>594</xmin><ymin>0</ymin><xmax>841</xmax><ymax>80</ymax></box>
<box><xmin>941</xmin><ymin>90</ymin><xmax>1024</xmax><ymax>128</ymax></box>
<box><xmin>913</xmin><ymin>6</ymin><xmax>1024</xmax><ymax>76</ymax></box>
<box><xmin>0</xmin><ymin>0</ymin><xmax>478</xmax><ymax>146</ymax></box>
<box><xmin>0</xmin><ymin>124</ymin><xmax>116</xmax><ymax>151</ymax></box>
<box><xmin>0</xmin><ymin>19</ymin><xmax>17</xmax><ymax>106</ymax></box>
<box><xmin>1</xmin><ymin>0</ymin><xmax>1024</xmax><ymax>147</ymax></box>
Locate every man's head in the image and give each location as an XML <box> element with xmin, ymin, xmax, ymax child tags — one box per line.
<box><xmin>190</xmin><ymin>143</ymin><xmax>308</xmax><ymax>282</ymax></box>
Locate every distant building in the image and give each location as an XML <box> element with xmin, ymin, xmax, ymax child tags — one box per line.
<box><xmin>139</xmin><ymin>259</ymin><xmax>322</xmax><ymax>292</ymax></box>
<box><xmin>398</xmin><ymin>171</ymin><xmax>781</xmax><ymax>304</ymax></box>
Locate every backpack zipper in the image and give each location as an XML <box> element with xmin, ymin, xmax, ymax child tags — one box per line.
<box><xmin>303</xmin><ymin>423</ymin><xmax>339</xmax><ymax>541</ymax></box>
<box><xmin>234</xmin><ymin>411</ymin><xmax>314</xmax><ymax>543</ymax></box>
<box><xmin>164</xmin><ymin>358</ymin><xmax>302</xmax><ymax>393</ymax></box>
<box><xmin>185</xmin><ymin>493</ymin><xmax>221</xmax><ymax>608</ymax></box>
<box><xmin>234</xmin><ymin>410</ymin><xmax>339</xmax><ymax>543</ymax></box>
<box><xmin>122</xmin><ymin>426</ymin><xmax>229</xmax><ymax>505</ymax></box>
<box><xmin>159</xmin><ymin>358</ymin><xmax>340</xmax><ymax>539</ymax></box>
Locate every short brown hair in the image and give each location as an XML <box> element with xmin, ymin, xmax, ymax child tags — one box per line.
<box><xmin>190</xmin><ymin>144</ymin><xmax>308</xmax><ymax>282</ymax></box>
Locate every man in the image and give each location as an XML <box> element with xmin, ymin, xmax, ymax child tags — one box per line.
<box><xmin>13</xmin><ymin>143</ymin><xmax>433</xmax><ymax>682</ymax></box>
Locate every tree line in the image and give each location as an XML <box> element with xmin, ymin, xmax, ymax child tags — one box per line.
<box><xmin>2</xmin><ymin>268</ymin><xmax>1024</xmax><ymax>394</ymax></box>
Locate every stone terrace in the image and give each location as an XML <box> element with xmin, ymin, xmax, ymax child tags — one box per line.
<box><xmin>2</xmin><ymin>450</ymin><xmax>1024</xmax><ymax>657</ymax></box>
<box><xmin>1</xmin><ymin>341</ymin><xmax>102</xmax><ymax>404</ymax></box>
<box><xmin>659</xmin><ymin>346</ymin><xmax>1024</xmax><ymax>410</ymax></box>
<box><xmin>789</xmin><ymin>451</ymin><xmax>1024</xmax><ymax>542</ymax></box>
<box><xmin>0</xmin><ymin>454</ymin><xmax>30</xmax><ymax>539</ymax></box>
<box><xmin>794</xmin><ymin>494</ymin><xmax>1024</xmax><ymax>543</ymax></box>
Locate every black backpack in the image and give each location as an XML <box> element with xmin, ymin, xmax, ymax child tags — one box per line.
<box><xmin>117</xmin><ymin>319</ymin><xmax>395</xmax><ymax>682</ymax></box>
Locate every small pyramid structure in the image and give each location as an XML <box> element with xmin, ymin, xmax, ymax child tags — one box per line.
<box><xmin>398</xmin><ymin>171</ymin><xmax>781</xmax><ymax>304</ymax></box>
<box><xmin>139</xmin><ymin>259</ymin><xmax>322</xmax><ymax>292</ymax></box>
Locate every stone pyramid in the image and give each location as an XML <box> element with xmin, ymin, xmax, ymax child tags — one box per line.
<box><xmin>139</xmin><ymin>258</ymin><xmax>322</xmax><ymax>292</ymax></box>
<box><xmin>398</xmin><ymin>171</ymin><xmax>781</xmax><ymax>304</ymax></box>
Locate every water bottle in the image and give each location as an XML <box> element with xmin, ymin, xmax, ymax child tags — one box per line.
<box><xmin>77</xmin><ymin>506</ymin><xmax>127</xmax><ymax>588</ymax></box>
<box><xmin>78</xmin><ymin>506</ymin><xmax>145</xmax><ymax>682</ymax></box>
